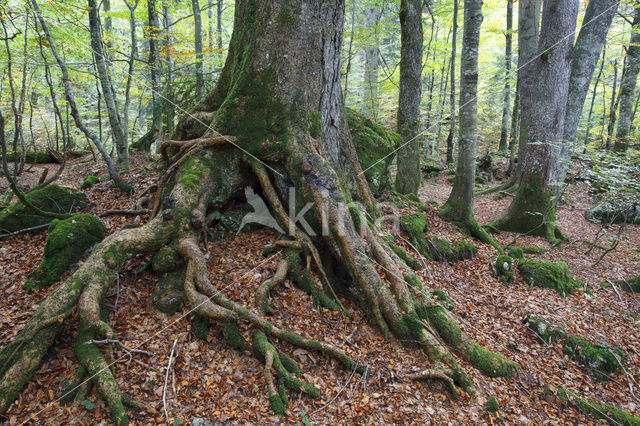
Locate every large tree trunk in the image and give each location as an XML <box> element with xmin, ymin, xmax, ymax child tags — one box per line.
<box><xmin>495</xmin><ymin>0</ymin><xmax>580</xmax><ymax>242</ymax></box>
<box><xmin>562</xmin><ymin>0</ymin><xmax>618</xmax><ymax>151</ymax></box>
<box><xmin>614</xmin><ymin>2</ymin><xmax>640</xmax><ymax>152</ymax></box>
<box><xmin>395</xmin><ymin>0</ymin><xmax>423</xmax><ymax>194</ymax></box>
<box><xmin>498</xmin><ymin>0</ymin><xmax>513</xmax><ymax>153</ymax></box>
<box><xmin>1</xmin><ymin>1</ymin><xmax>517</xmax><ymax>423</ymax></box>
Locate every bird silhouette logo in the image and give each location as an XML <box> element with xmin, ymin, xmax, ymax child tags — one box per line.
<box><xmin>238</xmin><ymin>187</ymin><xmax>284</xmax><ymax>234</ymax></box>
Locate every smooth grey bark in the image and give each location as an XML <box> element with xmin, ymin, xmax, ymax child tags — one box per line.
<box><xmin>87</xmin><ymin>0</ymin><xmax>129</xmax><ymax>170</ymax></box>
<box><xmin>217</xmin><ymin>0</ymin><xmax>223</xmax><ymax>57</ymax></box>
<box><xmin>29</xmin><ymin>0</ymin><xmax>131</xmax><ymax>192</ymax></box>
<box><xmin>498</xmin><ymin>0</ymin><xmax>513</xmax><ymax>152</ymax></box>
<box><xmin>584</xmin><ymin>47</ymin><xmax>606</xmax><ymax>151</ymax></box>
<box><xmin>362</xmin><ymin>6</ymin><xmax>382</xmax><ymax>119</ymax></box>
<box><xmin>147</xmin><ymin>0</ymin><xmax>163</xmax><ymax>151</ymax></box>
<box><xmin>496</xmin><ymin>0</ymin><xmax>580</xmax><ymax>240</ymax></box>
<box><xmin>442</xmin><ymin>0</ymin><xmax>483</xmax><ymax>219</ymax></box>
<box><xmin>446</xmin><ymin>0</ymin><xmax>458</xmax><ymax>163</ymax></box>
<box><xmin>434</xmin><ymin>30</ymin><xmax>452</xmax><ymax>157</ymax></box>
<box><xmin>395</xmin><ymin>0</ymin><xmax>423</xmax><ymax>194</ymax></box>
<box><xmin>614</xmin><ymin>2</ymin><xmax>640</xmax><ymax>152</ymax></box>
<box><xmin>192</xmin><ymin>0</ymin><xmax>205</xmax><ymax>99</ymax></box>
<box><xmin>163</xmin><ymin>3</ymin><xmax>175</xmax><ymax>136</ymax></box>
<box><xmin>123</xmin><ymin>0</ymin><xmax>140</xmax><ymax>144</ymax></box>
<box><xmin>208</xmin><ymin>0</ymin><xmax>213</xmax><ymax>75</ymax></box>
<box><xmin>343</xmin><ymin>0</ymin><xmax>356</xmax><ymax>100</ymax></box>
<box><xmin>606</xmin><ymin>59</ymin><xmax>620</xmax><ymax>149</ymax></box>
<box><xmin>507</xmin><ymin>80</ymin><xmax>519</xmax><ymax>175</ymax></box>
<box><xmin>563</xmin><ymin>0</ymin><xmax>619</xmax><ymax>150</ymax></box>
<box><xmin>515</xmin><ymin>0</ymin><xmax>541</xmax><ymax>171</ymax></box>
<box><xmin>0</xmin><ymin>17</ymin><xmax>23</xmax><ymax>177</ymax></box>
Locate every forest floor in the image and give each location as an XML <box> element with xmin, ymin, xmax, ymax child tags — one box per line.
<box><xmin>1</xmin><ymin>154</ymin><xmax>639</xmax><ymax>425</ymax></box>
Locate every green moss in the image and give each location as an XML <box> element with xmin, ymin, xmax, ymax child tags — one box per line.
<box><xmin>450</xmin><ymin>240</ymin><xmax>478</xmax><ymax>261</ymax></box>
<box><xmin>268</xmin><ymin>393</ymin><xmax>287</xmax><ymax>416</ymax></box>
<box><xmin>191</xmin><ymin>315</ymin><xmax>210</xmax><ymax>340</ymax></box>
<box><xmin>279</xmin><ymin>353</ymin><xmax>301</xmax><ymax>377</ymax></box>
<box><xmin>80</xmin><ymin>174</ymin><xmax>100</xmax><ymax>190</ymax></box>
<box><xmin>467</xmin><ymin>341</ymin><xmax>515</xmax><ymax>378</ymax></box>
<box><xmin>425</xmin><ymin>305</ymin><xmax>462</xmax><ymax>345</ymax></box>
<box><xmin>404</xmin><ymin>273</ymin><xmax>423</xmax><ymax>290</ymax></box>
<box><xmin>492</xmin><ymin>255</ymin><xmax>514</xmax><ymax>283</ymax></box>
<box><xmin>151</xmin><ymin>246</ymin><xmax>183</xmax><ymax>273</ymax></box>
<box><xmin>564</xmin><ymin>336</ymin><xmax>625</xmax><ymax>381</ymax></box>
<box><xmin>389</xmin><ymin>243</ymin><xmax>420</xmax><ymax>270</ymax></box>
<box><xmin>218</xmin><ymin>321</ymin><xmax>252</xmax><ymax>352</ymax></box>
<box><xmin>599</xmin><ymin>276</ymin><xmax>640</xmax><ymax>293</ymax></box>
<box><xmin>309</xmin><ymin>112</ymin><xmax>321</xmax><ymax>138</ymax></box>
<box><xmin>507</xmin><ymin>247</ymin><xmax>524</xmax><ymax>259</ymax></box>
<box><xmin>525</xmin><ymin>314</ymin><xmax>566</xmax><ymax>344</ymax></box>
<box><xmin>425</xmin><ymin>237</ymin><xmax>477</xmax><ymax>263</ymax></box>
<box><xmin>153</xmin><ymin>269</ymin><xmax>186</xmax><ymax>315</ymax></box>
<box><xmin>0</xmin><ymin>184</ymin><xmax>88</xmax><ymax>233</ymax></box>
<box><xmin>287</xmin><ymin>253</ymin><xmax>340</xmax><ymax>311</ymax></box>
<box><xmin>518</xmin><ymin>258</ymin><xmax>582</xmax><ymax>297</ymax></box>
<box><xmin>517</xmin><ymin>246</ymin><xmax>549</xmax><ymax>255</ymax></box>
<box><xmin>486</xmin><ymin>396</ymin><xmax>500</xmax><ymax>412</ymax></box>
<box><xmin>177</xmin><ymin>156</ymin><xmax>205</xmax><ymax>189</ymax></box>
<box><xmin>433</xmin><ymin>289</ymin><xmax>454</xmax><ymax>311</ymax></box>
<box><xmin>346</xmin><ymin>107</ymin><xmax>401</xmax><ymax>194</ymax></box>
<box><xmin>24</xmin><ymin>214</ymin><xmax>106</xmax><ymax>290</ymax></box>
<box><xmin>555</xmin><ymin>386</ymin><xmax>640</xmax><ymax>426</ymax></box>
<box><xmin>4</xmin><ymin>151</ymin><xmax>53</xmax><ymax>163</ymax></box>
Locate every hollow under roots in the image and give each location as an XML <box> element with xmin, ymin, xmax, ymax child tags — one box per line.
<box><xmin>0</xmin><ymin>137</ymin><xmax>519</xmax><ymax>423</ymax></box>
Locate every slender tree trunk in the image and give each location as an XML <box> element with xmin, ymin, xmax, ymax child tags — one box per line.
<box><xmin>29</xmin><ymin>0</ymin><xmax>130</xmax><ymax>192</ymax></box>
<box><xmin>208</xmin><ymin>0</ymin><xmax>214</xmax><ymax>76</ymax></box>
<box><xmin>496</xmin><ymin>0</ymin><xmax>580</xmax><ymax>242</ymax></box>
<box><xmin>192</xmin><ymin>0</ymin><xmax>205</xmax><ymax>99</ymax></box>
<box><xmin>217</xmin><ymin>0</ymin><xmax>223</xmax><ymax>59</ymax></box>
<box><xmin>163</xmin><ymin>3</ymin><xmax>176</xmax><ymax>136</ymax></box>
<box><xmin>395</xmin><ymin>0</ymin><xmax>423</xmax><ymax>194</ymax></box>
<box><xmin>562</xmin><ymin>0</ymin><xmax>619</xmax><ymax>151</ymax></box>
<box><xmin>147</xmin><ymin>0</ymin><xmax>163</xmax><ymax>152</ymax></box>
<box><xmin>584</xmin><ymin>47</ymin><xmax>606</xmax><ymax>151</ymax></box>
<box><xmin>343</xmin><ymin>0</ymin><xmax>356</xmax><ymax>100</ymax></box>
<box><xmin>439</xmin><ymin>0</ymin><xmax>496</xmax><ymax>247</ymax></box>
<box><xmin>506</xmin><ymin>81</ymin><xmax>519</xmax><ymax>175</ymax></box>
<box><xmin>362</xmin><ymin>6</ymin><xmax>382</xmax><ymax>119</ymax></box>
<box><xmin>606</xmin><ymin>59</ymin><xmax>620</xmax><ymax>149</ymax></box>
<box><xmin>446</xmin><ymin>0</ymin><xmax>458</xmax><ymax>164</ymax></box>
<box><xmin>123</xmin><ymin>0</ymin><xmax>140</xmax><ymax>145</ymax></box>
<box><xmin>614</xmin><ymin>1</ymin><xmax>640</xmax><ymax>152</ymax></box>
<box><xmin>498</xmin><ymin>0</ymin><xmax>513</xmax><ymax>153</ymax></box>
<box><xmin>87</xmin><ymin>0</ymin><xmax>129</xmax><ymax>170</ymax></box>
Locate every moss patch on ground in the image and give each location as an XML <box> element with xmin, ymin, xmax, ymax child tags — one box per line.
<box><xmin>346</xmin><ymin>107</ymin><xmax>401</xmax><ymax>195</ymax></box>
<box><xmin>23</xmin><ymin>214</ymin><xmax>106</xmax><ymax>290</ymax></box>
<box><xmin>524</xmin><ymin>314</ymin><xmax>566</xmax><ymax>344</ymax></box>
<box><xmin>554</xmin><ymin>386</ymin><xmax>640</xmax><ymax>425</ymax></box>
<box><xmin>80</xmin><ymin>174</ymin><xmax>100</xmax><ymax>190</ymax></box>
<box><xmin>518</xmin><ymin>258</ymin><xmax>583</xmax><ymax>297</ymax></box>
<box><xmin>563</xmin><ymin>336</ymin><xmax>625</xmax><ymax>381</ymax></box>
<box><xmin>598</xmin><ymin>276</ymin><xmax>640</xmax><ymax>293</ymax></box>
<box><xmin>492</xmin><ymin>255</ymin><xmax>514</xmax><ymax>283</ymax></box>
<box><xmin>0</xmin><ymin>184</ymin><xmax>89</xmax><ymax>234</ymax></box>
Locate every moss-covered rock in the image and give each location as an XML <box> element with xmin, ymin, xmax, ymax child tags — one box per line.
<box><xmin>346</xmin><ymin>107</ymin><xmax>401</xmax><ymax>195</ymax></box>
<box><xmin>507</xmin><ymin>247</ymin><xmax>524</xmax><ymax>259</ymax></box>
<box><xmin>23</xmin><ymin>214</ymin><xmax>106</xmax><ymax>290</ymax></box>
<box><xmin>4</xmin><ymin>151</ymin><xmax>54</xmax><ymax>163</ymax></box>
<box><xmin>80</xmin><ymin>174</ymin><xmax>100</xmax><ymax>190</ymax></box>
<box><xmin>518</xmin><ymin>258</ymin><xmax>582</xmax><ymax>297</ymax></box>
<box><xmin>524</xmin><ymin>314</ymin><xmax>566</xmax><ymax>344</ymax></box>
<box><xmin>585</xmin><ymin>198</ymin><xmax>640</xmax><ymax>225</ymax></box>
<box><xmin>426</xmin><ymin>237</ymin><xmax>478</xmax><ymax>263</ymax></box>
<box><xmin>0</xmin><ymin>184</ymin><xmax>89</xmax><ymax>234</ymax></box>
<box><xmin>492</xmin><ymin>255</ymin><xmax>514</xmax><ymax>283</ymax></box>
<box><xmin>564</xmin><ymin>336</ymin><xmax>625</xmax><ymax>381</ymax></box>
<box><xmin>422</xmin><ymin>158</ymin><xmax>442</xmax><ymax>180</ymax></box>
<box><xmin>554</xmin><ymin>386</ymin><xmax>640</xmax><ymax>426</ymax></box>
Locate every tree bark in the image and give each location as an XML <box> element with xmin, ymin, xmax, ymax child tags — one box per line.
<box><xmin>614</xmin><ymin>1</ymin><xmax>640</xmax><ymax>152</ymax></box>
<box><xmin>192</xmin><ymin>0</ymin><xmax>205</xmax><ymax>99</ymax></box>
<box><xmin>446</xmin><ymin>0</ymin><xmax>458</xmax><ymax>164</ymax></box>
<box><xmin>87</xmin><ymin>0</ymin><xmax>129</xmax><ymax>170</ymax></box>
<box><xmin>147</xmin><ymin>0</ymin><xmax>163</xmax><ymax>152</ymax></box>
<box><xmin>606</xmin><ymin>59</ymin><xmax>620</xmax><ymax>150</ymax></box>
<box><xmin>563</xmin><ymin>0</ymin><xmax>619</xmax><ymax>150</ymax></box>
<box><xmin>395</xmin><ymin>0</ymin><xmax>423</xmax><ymax>194</ymax></box>
<box><xmin>498</xmin><ymin>0</ymin><xmax>513</xmax><ymax>153</ymax></box>
<box><xmin>496</xmin><ymin>0</ymin><xmax>580</xmax><ymax>242</ymax></box>
<box><xmin>361</xmin><ymin>6</ymin><xmax>382</xmax><ymax>119</ymax></box>
<box><xmin>584</xmin><ymin>47</ymin><xmax>606</xmax><ymax>152</ymax></box>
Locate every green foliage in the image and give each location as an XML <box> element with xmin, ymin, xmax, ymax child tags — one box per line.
<box><xmin>24</xmin><ymin>214</ymin><xmax>106</xmax><ymax>290</ymax></box>
<box><xmin>563</xmin><ymin>336</ymin><xmax>625</xmax><ymax>381</ymax></box>
<box><xmin>518</xmin><ymin>258</ymin><xmax>582</xmax><ymax>297</ymax></box>
<box><xmin>0</xmin><ymin>184</ymin><xmax>89</xmax><ymax>233</ymax></box>
<box><xmin>346</xmin><ymin>107</ymin><xmax>401</xmax><ymax>195</ymax></box>
<box><xmin>524</xmin><ymin>314</ymin><xmax>566</xmax><ymax>344</ymax></box>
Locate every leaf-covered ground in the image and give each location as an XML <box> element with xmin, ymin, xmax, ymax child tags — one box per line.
<box><xmin>1</xmin><ymin>154</ymin><xmax>639</xmax><ymax>424</ymax></box>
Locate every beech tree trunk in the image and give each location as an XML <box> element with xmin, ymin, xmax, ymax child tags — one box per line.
<box><xmin>361</xmin><ymin>6</ymin><xmax>382</xmax><ymax>118</ymax></box>
<box><xmin>614</xmin><ymin>2</ymin><xmax>640</xmax><ymax>152</ymax></box>
<box><xmin>496</xmin><ymin>0</ymin><xmax>580</xmax><ymax>242</ymax></box>
<box><xmin>1</xmin><ymin>1</ymin><xmax>518</xmax><ymax>423</ymax></box>
<box><xmin>192</xmin><ymin>0</ymin><xmax>205</xmax><ymax>99</ymax></box>
<box><xmin>562</xmin><ymin>0</ymin><xmax>618</xmax><ymax>150</ymax></box>
<box><xmin>395</xmin><ymin>0</ymin><xmax>423</xmax><ymax>194</ymax></box>
<box><xmin>498</xmin><ymin>0</ymin><xmax>513</xmax><ymax>153</ymax></box>
<box><xmin>446</xmin><ymin>0</ymin><xmax>458</xmax><ymax>163</ymax></box>
<box><xmin>147</xmin><ymin>0</ymin><xmax>163</xmax><ymax>152</ymax></box>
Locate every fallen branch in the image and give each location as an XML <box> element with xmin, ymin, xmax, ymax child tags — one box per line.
<box><xmin>163</xmin><ymin>338</ymin><xmax>178</xmax><ymax>422</ymax></box>
<box><xmin>100</xmin><ymin>209</ymin><xmax>149</xmax><ymax>217</ymax></box>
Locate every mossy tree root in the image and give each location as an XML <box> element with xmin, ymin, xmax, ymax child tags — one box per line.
<box><xmin>256</xmin><ymin>259</ymin><xmax>290</xmax><ymax>314</ymax></box>
<box><xmin>438</xmin><ymin>204</ymin><xmax>503</xmax><ymax>253</ymax></box>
